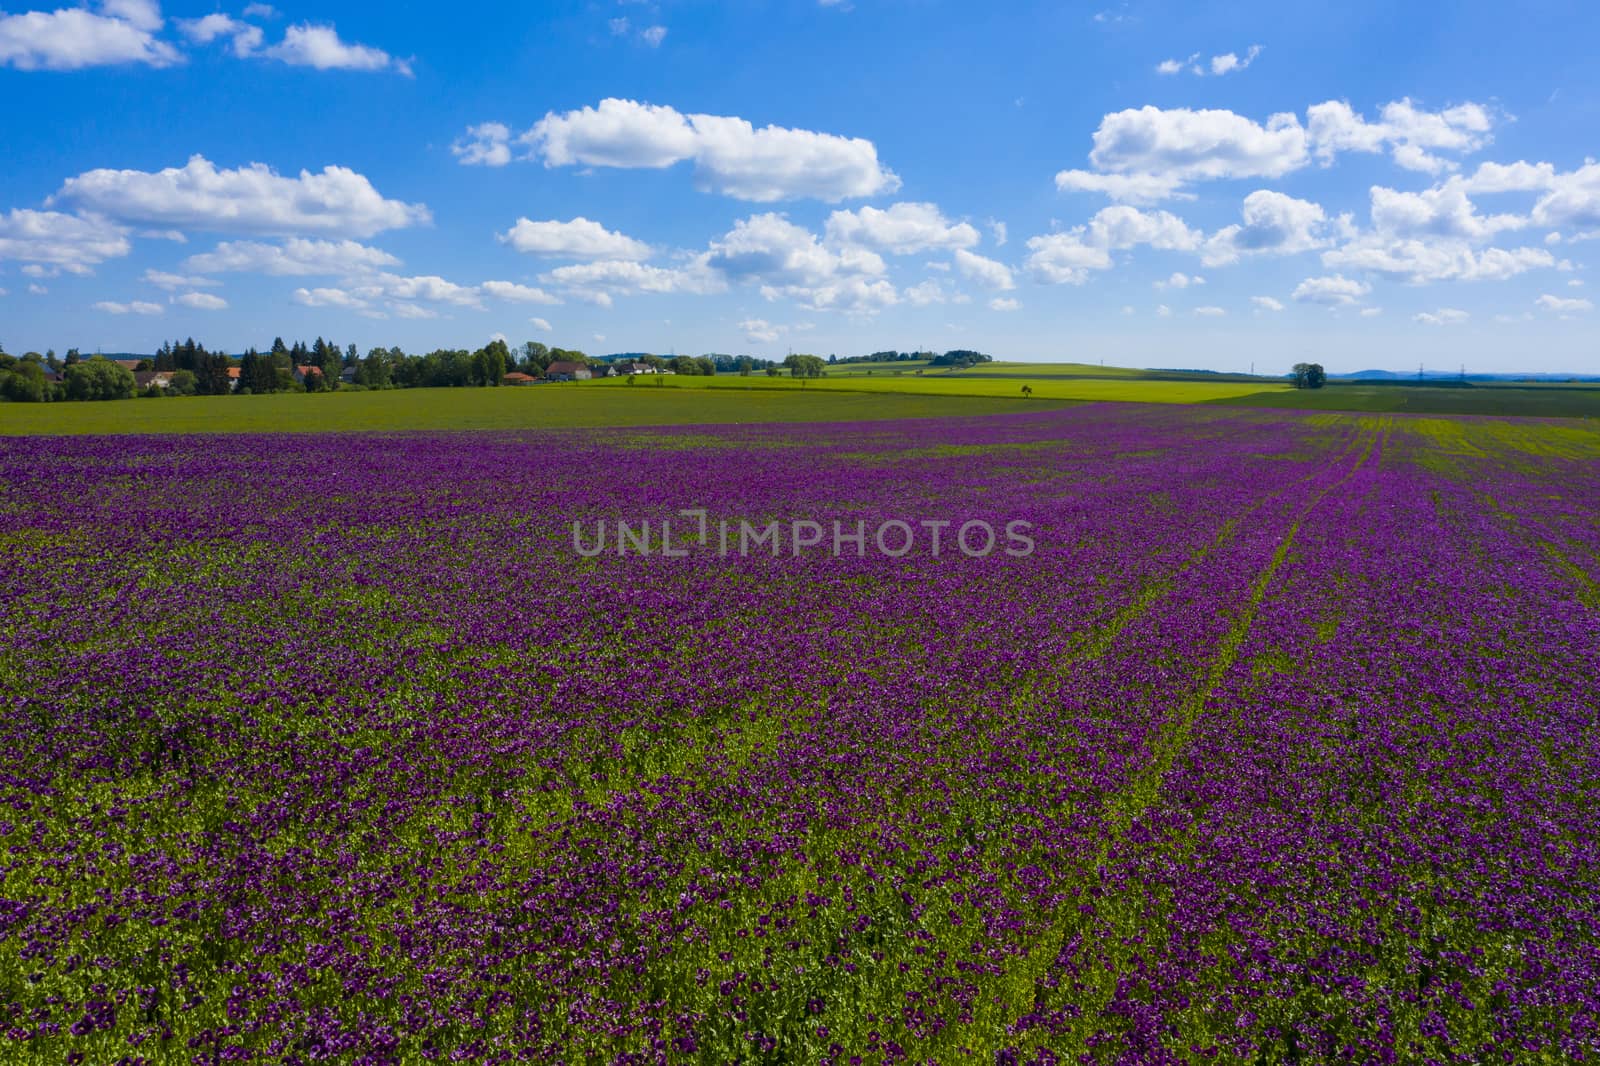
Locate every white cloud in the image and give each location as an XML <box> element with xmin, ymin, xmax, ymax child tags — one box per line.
<box><xmin>989</xmin><ymin>219</ymin><xmax>1007</xmax><ymax>246</ymax></box>
<box><xmin>142</xmin><ymin>268</ymin><xmax>219</xmax><ymax>289</ymax></box>
<box><xmin>176</xmin><ymin>290</ymin><xmax>227</xmax><ymax>310</ymax></box>
<box><xmin>543</xmin><ymin>258</ymin><xmax>725</xmax><ymax>298</ymax></box>
<box><xmin>529</xmin><ymin>316</ymin><xmax>552</xmax><ymax>332</ymax></box>
<box><xmin>1413</xmin><ymin>308</ymin><xmax>1469</xmax><ymax>325</ymax></box>
<box><xmin>1529</xmin><ymin>161</ymin><xmax>1600</xmax><ymax>232</ymax></box>
<box><xmin>1054</xmin><ymin>170</ymin><xmax>1190</xmax><ymax>205</ymax></box>
<box><xmin>353</xmin><ymin>272</ymin><xmax>484</xmax><ymax>308</ymax></box>
<box><xmin>1155</xmin><ymin>53</ymin><xmax>1195</xmax><ymax>75</ymax></box>
<box><xmin>765</xmin><ymin>276</ymin><xmax>898</xmax><ymax>315</ymax></box>
<box><xmin>94</xmin><ymin>298</ymin><xmax>163</xmax><ymax>314</ymax></box>
<box><xmin>954</xmin><ymin>248</ymin><xmax>1015</xmax><ymax>290</ymax></box>
<box><xmin>1210</xmin><ymin>45</ymin><xmax>1261</xmax><ymax>75</ymax></box>
<box><xmin>824</xmin><ymin>202</ymin><xmax>979</xmax><ymax>254</ymax></box>
<box><xmin>988</xmin><ymin>296</ymin><xmax>1021</xmax><ymax>311</ymax></box>
<box><xmin>176</xmin><ymin>13</ymin><xmax>262</xmax><ymax>57</ymax></box>
<box><xmin>1306</xmin><ymin>99</ymin><xmax>1492</xmax><ymax>174</ymax></box>
<box><xmin>480</xmin><ymin>280</ymin><xmax>561</xmax><ymax>304</ymax></box>
<box><xmin>1193</xmin><ymin>305</ymin><xmax>1226</xmax><ymax>316</ymax></box>
<box><xmin>292</xmin><ymin>286</ymin><xmax>364</xmax><ymax>308</ymax></box>
<box><xmin>1156</xmin><ymin>304</ymin><xmax>1172</xmax><ymax>317</ymax></box>
<box><xmin>0</xmin><ymin>0</ymin><xmax>179</xmax><ymax>70</ymax></box>
<box><xmin>608</xmin><ymin>17</ymin><xmax>629</xmax><ymax>35</ymax></box>
<box><xmin>54</xmin><ymin>155</ymin><xmax>430</xmax><ymax>237</ymax></box>
<box><xmin>1202</xmin><ymin>190</ymin><xmax>1331</xmax><ymax>265</ymax></box>
<box><xmin>903</xmin><ymin>279</ymin><xmax>951</xmax><ymax>306</ymax></box>
<box><xmin>519</xmin><ymin>97</ymin><xmax>899</xmax><ymax>202</ymax></box>
<box><xmin>28</xmin><ymin>282</ymin><xmax>48</xmax><ymax>294</ymax></box>
<box><xmin>707</xmin><ymin>212</ymin><xmax>882</xmax><ymax>288</ymax></box>
<box><xmin>1322</xmin><ymin>236</ymin><xmax>1554</xmax><ymax>282</ymax></box>
<box><xmin>1367</xmin><ymin>181</ymin><xmax>1526</xmax><ymax>241</ymax></box>
<box><xmin>499</xmin><ymin>217</ymin><xmax>651</xmax><ymax>260</ymax></box>
<box><xmin>740</xmin><ymin>317</ymin><xmax>780</xmax><ymax>342</ymax></box>
<box><xmin>1087</xmin><ymin>205</ymin><xmax>1202</xmax><ymax>251</ymax></box>
<box><xmin>1535</xmin><ymin>293</ymin><xmax>1593</xmax><ymax>313</ymax></box>
<box><xmin>639</xmin><ymin>24</ymin><xmax>666</xmax><ymax>47</ymax></box>
<box><xmin>242</xmin><ymin>3</ymin><xmax>277</xmax><ymax>18</ymax></box>
<box><xmin>452</xmin><ymin>122</ymin><xmax>512</xmax><ymax>167</ymax></box>
<box><xmin>1292</xmin><ymin>273</ymin><xmax>1370</xmax><ymax>305</ymax></box>
<box><xmin>1024</xmin><ymin>232</ymin><xmax>1113</xmax><ymax>284</ymax></box>
<box><xmin>1358</xmin><ymin>307</ymin><xmax>1383</xmax><ymax>317</ymax></box>
<box><xmin>182</xmin><ymin>237</ymin><xmax>401</xmax><ymax>275</ymax></box>
<box><xmin>0</xmin><ymin>208</ymin><xmax>130</xmax><ymax>270</ymax></box>
<box><xmin>263</xmin><ymin>23</ymin><xmax>410</xmax><ymax>75</ymax></box>
<box><xmin>1251</xmin><ymin>295</ymin><xmax>1285</xmax><ymax>311</ymax></box>
<box><xmin>1084</xmin><ymin>105</ymin><xmax>1308</xmax><ymax>184</ymax></box>
<box><xmin>1157</xmin><ymin>272</ymin><xmax>1204</xmax><ymax>289</ymax></box>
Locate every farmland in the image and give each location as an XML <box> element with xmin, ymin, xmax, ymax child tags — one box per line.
<box><xmin>1</xmin><ymin>405</ymin><xmax>1597</xmax><ymax>1062</ymax></box>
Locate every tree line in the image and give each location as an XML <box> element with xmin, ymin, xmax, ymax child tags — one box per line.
<box><xmin>1</xmin><ymin>339</ymin><xmax>1000</xmax><ymax>403</ymax></box>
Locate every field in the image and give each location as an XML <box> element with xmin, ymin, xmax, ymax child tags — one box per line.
<box><xmin>0</xmin><ymin>386</ymin><xmax>1072</xmax><ymax>436</ymax></box>
<box><xmin>2</xmin><ymin>404</ymin><xmax>1597</xmax><ymax>1062</ymax></box>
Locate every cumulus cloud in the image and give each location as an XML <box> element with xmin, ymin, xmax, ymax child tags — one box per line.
<box><xmin>988</xmin><ymin>296</ymin><xmax>1021</xmax><ymax>311</ymax></box>
<box><xmin>452</xmin><ymin>122</ymin><xmax>512</xmax><ymax>167</ymax></box>
<box><xmin>1306</xmin><ymin>99</ymin><xmax>1492</xmax><ymax>174</ymax></box>
<box><xmin>498</xmin><ymin>217</ymin><xmax>651</xmax><ymax>260</ymax></box>
<box><xmin>1413</xmin><ymin>308</ymin><xmax>1469</xmax><ymax>325</ymax></box>
<box><xmin>1202</xmin><ymin>190</ymin><xmax>1332</xmax><ymax>265</ymax></box>
<box><xmin>1322</xmin><ymin>236</ymin><xmax>1555</xmax><ymax>283</ymax></box>
<box><xmin>1292</xmin><ymin>273</ymin><xmax>1370</xmax><ymax>305</ymax></box>
<box><xmin>529</xmin><ymin>316</ymin><xmax>552</xmax><ymax>332</ymax></box>
<box><xmin>953</xmin><ymin>248</ymin><xmax>1015</xmax><ymax>290</ymax></box>
<box><xmin>142</xmin><ymin>268</ymin><xmax>219</xmax><ymax>289</ymax></box>
<box><xmin>707</xmin><ymin>212</ymin><xmax>882</xmax><ymax>287</ymax></box>
<box><xmin>1193</xmin><ymin>305</ymin><xmax>1225</xmax><ymax>316</ymax></box>
<box><xmin>263</xmin><ymin>23</ymin><xmax>410</xmax><ymax>75</ymax></box>
<box><xmin>1056</xmin><ymin>98</ymin><xmax>1496</xmax><ymax>204</ymax></box>
<box><xmin>0</xmin><ymin>208</ymin><xmax>130</xmax><ymax>270</ymax></box>
<box><xmin>1535</xmin><ymin>293</ymin><xmax>1593</xmax><ymax>314</ymax></box>
<box><xmin>182</xmin><ymin>237</ymin><xmax>401</xmax><ymax>275</ymax></box>
<box><xmin>1157</xmin><ymin>45</ymin><xmax>1261</xmax><ymax>77</ymax></box>
<box><xmin>740</xmin><ymin>317</ymin><xmax>780</xmax><ymax>342</ymax></box>
<box><xmin>479</xmin><ymin>280</ymin><xmax>561</xmax><ymax>305</ymax></box>
<box><xmin>176</xmin><ymin>13</ymin><xmax>261</xmax><ymax>56</ymax></box>
<box><xmin>542</xmin><ymin>258</ymin><xmax>725</xmax><ymax>299</ymax></box>
<box><xmin>175</xmin><ymin>290</ymin><xmax>226</xmax><ymax>309</ymax></box>
<box><xmin>94</xmin><ymin>298</ymin><xmax>163</xmax><ymax>314</ymax></box>
<box><xmin>512</xmin><ymin>97</ymin><xmax>899</xmax><ymax>202</ymax></box>
<box><xmin>1251</xmin><ymin>295</ymin><xmax>1285</xmax><ymax>311</ymax></box>
<box><xmin>1024</xmin><ymin>232</ymin><xmax>1113</xmax><ymax>285</ymax></box>
<box><xmin>824</xmin><ymin>202</ymin><xmax>979</xmax><ymax>254</ymax></box>
<box><xmin>1157</xmin><ymin>272</ymin><xmax>1204</xmax><ymax>289</ymax></box>
<box><xmin>292</xmin><ymin>286</ymin><xmax>364</xmax><ymax>308</ymax></box>
<box><xmin>0</xmin><ymin>0</ymin><xmax>179</xmax><ymax>70</ymax></box>
<box><xmin>53</xmin><ymin>155</ymin><xmax>430</xmax><ymax>238</ymax></box>
<box><xmin>638</xmin><ymin>24</ymin><xmax>666</xmax><ymax>47</ymax></box>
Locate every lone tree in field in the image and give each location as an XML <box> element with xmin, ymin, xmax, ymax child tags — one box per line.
<box><xmin>1291</xmin><ymin>362</ymin><xmax>1327</xmax><ymax>389</ymax></box>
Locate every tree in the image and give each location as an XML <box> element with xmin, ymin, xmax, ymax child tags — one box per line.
<box><xmin>784</xmin><ymin>354</ymin><xmax>826</xmax><ymax>378</ymax></box>
<box><xmin>63</xmin><ymin>357</ymin><xmax>135</xmax><ymax>401</ymax></box>
<box><xmin>1291</xmin><ymin>362</ymin><xmax>1327</xmax><ymax>389</ymax></box>
<box><xmin>0</xmin><ymin>360</ymin><xmax>50</xmax><ymax>402</ymax></box>
<box><xmin>168</xmin><ymin>369</ymin><xmax>198</xmax><ymax>396</ymax></box>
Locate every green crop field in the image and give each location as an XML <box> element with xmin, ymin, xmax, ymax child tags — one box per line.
<box><xmin>592</xmin><ymin>372</ymin><xmax>1287</xmax><ymax>404</ymax></box>
<box><xmin>1218</xmin><ymin>382</ymin><xmax>1600</xmax><ymax>419</ymax></box>
<box><xmin>0</xmin><ymin>383</ymin><xmax>1077</xmax><ymax>436</ymax></box>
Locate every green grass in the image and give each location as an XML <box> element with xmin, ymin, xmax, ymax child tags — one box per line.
<box><xmin>1215</xmin><ymin>383</ymin><xmax>1600</xmax><ymax>419</ymax></box>
<box><xmin>594</xmin><ymin>373</ymin><xmax>1287</xmax><ymax>404</ymax></box>
<box><xmin>0</xmin><ymin>384</ymin><xmax>1077</xmax><ymax>436</ymax></box>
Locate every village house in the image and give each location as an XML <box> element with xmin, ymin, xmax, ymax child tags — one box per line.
<box><xmin>502</xmin><ymin>371</ymin><xmax>538</xmax><ymax>386</ymax></box>
<box><xmin>293</xmin><ymin>364</ymin><xmax>323</xmax><ymax>386</ymax></box>
<box><xmin>132</xmin><ymin>371</ymin><xmax>175</xmax><ymax>390</ymax></box>
<box><xmin>542</xmin><ymin>360</ymin><xmax>592</xmax><ymax>382</ymax></box>
<box><xmin>612</xmin><ymin>360</ymin><xmax>656</xmax><ymax>376</ymax></box>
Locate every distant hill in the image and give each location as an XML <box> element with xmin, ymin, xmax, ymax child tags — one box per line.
<box><xmin>1341</xmin><ymin>369</ymin><xmax>1600</xmax><ymax>383</ymax></box>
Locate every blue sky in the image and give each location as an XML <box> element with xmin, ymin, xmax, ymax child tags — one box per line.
<box><xmin>3</xmin><ymin>0</ymin><xmax>1599</xmax><ymax>372</ymax></box>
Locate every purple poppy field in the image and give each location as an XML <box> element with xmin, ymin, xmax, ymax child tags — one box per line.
<box><xmin>1</xmin><ymin>404</ymin><xmax>1597</xmax><ymax>1064</ymax></box>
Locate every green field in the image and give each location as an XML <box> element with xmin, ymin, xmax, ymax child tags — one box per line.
<box><xmin>6</xmin><ymin>364</ymin><xmax>1598</xmax><ymax>436</ymax></box>
<box><xmin>0</xmin><ymin>384</ymin><xmax>1077</xmax><ymax>436</ymax></box>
